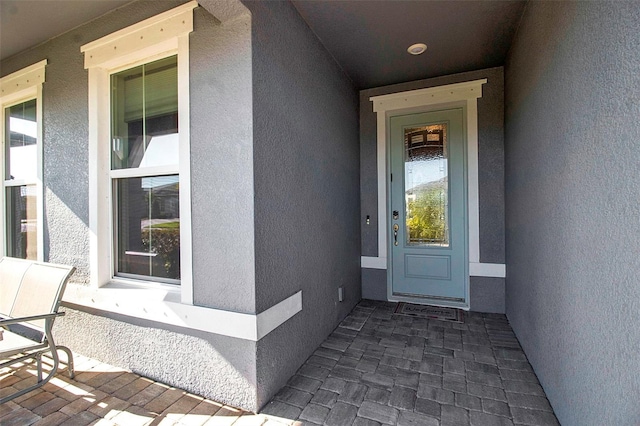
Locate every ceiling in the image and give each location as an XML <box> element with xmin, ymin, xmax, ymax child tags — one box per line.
<box><xmin>1</xmin><ymin>0</ymin><xmax>527</xmax><ymax>89</ymax></box>
<box><xmin>291</xmin><ymin>0</ymin><xmax>527</xmax><ymax>89</ymax></box>
<box><xmin>0</xmin><ymin>0</ymin><xmax>132</xmax><ymax>61</ymax></box>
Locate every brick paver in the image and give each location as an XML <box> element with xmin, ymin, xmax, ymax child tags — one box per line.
<box><xmin>33</xmin><ymin>410</ymin><xmax>70</xmax><ymax>426</ymax></box>
<box><xmin>1</xmin><ymin>300</ymin><xmax>558</xmax><ymax>426</ymax></box>
<box><xmin>0</xmin><ymin>407</ymin><xmax>42</xmax><ymax>426</ymax></box>
<box><xmin>0</xmin><ymin>355</ymin><xmax>261</xmax><ymax>426</ymax></box>
<box><xmin>260</xmin><ymin>300</ymin><xmax>559</xmax><ymax>426</ymax></box>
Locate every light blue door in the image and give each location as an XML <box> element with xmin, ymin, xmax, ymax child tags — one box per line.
<box><xmin>389</xmin><ymin>109</ymin><xmax>467</xmax><ymax>303</ymax></box>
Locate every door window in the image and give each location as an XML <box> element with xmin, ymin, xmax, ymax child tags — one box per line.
<box><xmin>404</xmin><ymin>123</ymin><xmax>449</xmax><ymax>247</ymax></box>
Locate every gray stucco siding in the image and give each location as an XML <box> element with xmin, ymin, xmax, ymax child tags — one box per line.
<box><xmin>2</xmin><ymin>0</ymin><xmax>362</xmax><ymax>411</ymax></box>
<box><xmin>361</xmin><ymin>268</ymin><xmax>387</xmax><ymax>301</ymax></box>
<box><xmin>505</xmin><ymin>1</ymin><xmax>640</xmax><ymax>424</ymax></box>
<box><xmin>1</xmin><ymin>0</ymin><xmax>189</xmax><ymax>283</ymax></box>
<box><xmin>1</xmin><ymin>0</ymin><xmax>262</xmax><ymax>411</ymax></box>
<box><xmin>362</xmin><ymin>273</ymin><xmax>506</xmax><ymax>315</ymax></box>
<box><xmin>469</xmin><ymin>277</ymin><xmax>505</xmax><ymax>314</ymax></box>
<box><xmin>359</xmin><ymin>90</ymin><xmax>380</xmax><ymax>258</ymax></box>
<box><xmin>1</xmin><ymin>1</ymin><xmax>257</xmax><ymax>311</ymax></box>
<box><xmin>55</xmin><ymin>306</ymin><xmax>259</xmax><ymax>411</ymax></box>
<box><xmin>189</xmin><ymin>6</ymin><xmax>256</xmax><ymax>313</ymax></box>
<box><xmin>246</xmin><ymin>0</ymin><xmax>361</xmax><ymax>410</ymax></box>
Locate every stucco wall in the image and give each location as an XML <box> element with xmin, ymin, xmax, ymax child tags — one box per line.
<box><xmin>55</xmin><ymin>307</ymin><xmax>258</xmax><ymax>410</ymax></box>
<box><xmin>505</xmin><ymin>2</ymin><xmax>640</xmax><ymax>424</ymax></box>
<box><xmin>1</xmin><ymin>0</ymin><xmax>263</xmax><ymax>411</ymax></box>
<box><xmin>245</xmin><ymin>0</ymin><xmax>361</xmax><ymax>410</ymax></box>
<box><xmin>0</xmin><ymin>1</ymin><xmax>256</xmax><ymax>312</ymax></box>
<box><xmin>189</xmin><ymin>5</ymin><xmax>255</xmax><ymax>313</ymax></box>
<box><xmin>360</xmin><ymin>67</ymin><xmax>506</xmax><ymax>312</ymax></box>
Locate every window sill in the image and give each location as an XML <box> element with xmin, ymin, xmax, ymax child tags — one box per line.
<box><xmin>107</xmin><ymin>277</ymin><xmax>182</xmax><ymax>294</ymax></box>
<box><xmin>62</xmin><ymin>283</ymin><xmax>302</xmax><ymax>341</ymax></box>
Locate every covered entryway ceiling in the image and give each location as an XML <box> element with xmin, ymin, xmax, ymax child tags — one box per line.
<box><xmin>291</xmin><ymin>0</ymin><xmax>527</xmax><ymax>89</ymax></box>
<box><xmin>0</xmin><ymin>0</ymin><xmax>132</xmax><ymax>61</ymax></box>
<box><xmin>1</xmin><ymin>0</ymin><xmax>527</xmax><ymax>89</ymax></box>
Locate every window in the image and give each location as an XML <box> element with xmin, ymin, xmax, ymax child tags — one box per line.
<box><xmin>0</xmin><ymin>61</ymin><xmax>46</xmax><ymax>261</ymax></box>
<box><xmin>111</xmin><ymin>56</ymin><xmax>181</xmax><ymax>283</ymax></box>
<box><xmin>82</xmin><ymin>2</ymin><xmax>195</xmax><ymax>301</ymax></box>
<box><xmin>4</xmin><ymin>100</ymin><xmax>38</xmax><ymax>259</ymax></box>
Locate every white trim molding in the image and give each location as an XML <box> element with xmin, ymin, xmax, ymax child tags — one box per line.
<box><xmin>0</xmin><ymin>60</ymin><xmax>47</xmax><ymax>100</ymax></box>
<box><xmin>85</xmin><ymin>1</ymin><xmax>198</xmax><ymax>292</ymax></box>
<box><xmin>81</xmin><ymin>1</ymin><xmax>198</xmax><ymax>69</ymax></box>
<box><xmin>369</xmin><ymin>79</ymin><xmax>487</xmax><ymax>264</ymax></box>
<box><xmin>83</xmin><ymin>3</ymin><xmax>195</xmax><ymax>304</ymax></box>
<box><xmin>361</xmin><ymin>256</ymin><xmax>387</xmax><ymax>269</ymax></box>
<box><xmin>176</xmin><ymin>34</ymin><xmax>193</xmax><ymax>305</ymax></box>
<box><xmin>362</xmin><ymin>256</ymin><xmax>506</xmax><ymax>278</ymax></box>
<box><xmin>63</xmin><ymin>286</ymin><xmax>302</xmax><ymax>341</ymax></box>
<box><xmin>76</xmin><ymin>1</ymin><xmax>292</xmax><ymax>341</ymax></box>
<box><xmin>469</xmin><ymin>262</ymin><xmax>506</xmax><ymax>278</ymax></box>
<box><xmin>369</xmin><ymin>79</ymin><xmax>489</xmax><ymax>307</ymax></box>
<box><xmin>0</xmin><ymin>60</ymin><xmax>47</xmax><ymax>261</ymax></box>
<box><xmin>370</xmin><ymin>80</ymin><xmax>486</xmax><ymax>114</ymax></box>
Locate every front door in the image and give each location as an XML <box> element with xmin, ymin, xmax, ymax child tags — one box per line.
<box><xmin>389</xmin><ymin>108</ymin><xmax>467</xmax><ymax>305</ymax></box>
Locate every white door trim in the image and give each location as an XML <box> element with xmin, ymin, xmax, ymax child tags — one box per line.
<box><xmin>367</xmin><ymin>80</ymin><xmax>506</xmax><ymax>297</ymax></box>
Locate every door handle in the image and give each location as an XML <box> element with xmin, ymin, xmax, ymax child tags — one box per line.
<box><xmin>393</xmin><ymin>223</ymin><xmax>399</xmax><ymax>246</ymax></box>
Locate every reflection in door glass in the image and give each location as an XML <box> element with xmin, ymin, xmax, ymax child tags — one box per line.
<box><xmin>404</xmin><ymin>123</ymin><xmax>449</xmax><ymax>246</ymax></box>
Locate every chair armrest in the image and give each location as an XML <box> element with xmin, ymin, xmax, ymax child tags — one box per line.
<box><xmin>0</xmin><ymin>312</ymin><xmax>65</xmax><ymax>327</ymax></box>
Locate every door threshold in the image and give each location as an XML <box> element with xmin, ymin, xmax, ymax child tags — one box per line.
<box><xmin>389</xmin><ymin>293</ymin><xmax>469</xmax><ymax>311</ymax></box>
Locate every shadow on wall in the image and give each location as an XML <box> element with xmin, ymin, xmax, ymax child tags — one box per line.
<box><xmin>43</xmin><ymin>191</ymin><xmax>91</xmax><ymax>281</ymax></box>
<box><xmin>54</xmin><ymin>306</ymin><xmax>263</xmax><ymax>411</ymax></box>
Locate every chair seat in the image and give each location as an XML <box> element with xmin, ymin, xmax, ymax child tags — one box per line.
<box><xmin>0</xmin><ymin>330</ymin><xmax>47</xmax><ymax>358</ymax></box>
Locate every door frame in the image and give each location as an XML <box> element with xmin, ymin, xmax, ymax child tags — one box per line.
<box><xmin>367</xmin><ymin>79</ymin><xmax>489</xmax><ymax>310</ymax></box>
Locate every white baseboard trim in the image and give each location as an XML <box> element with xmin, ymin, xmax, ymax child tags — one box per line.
<box><xmin>469</xmin><ymin>262</ymin><xmax>506</xmax><ymax>278</ymax></box>
<box><xmin>257</xmin><ymin>291</ymin><xmax>303</xmax><ymax>339</ymax></box>
<box><xmin>63</xmin><ymin>285</ymin><xmax>302</xmax><ymax>341</ymax></box>
<box><xmin>361</xmin><ymin>256</ymin><xmax>387</xmax><ymax>269</ymax></box>
<box><xmin>361</xmin><ymin>256</ymin><xmax>506</xmax><ymax>278</ymax></box>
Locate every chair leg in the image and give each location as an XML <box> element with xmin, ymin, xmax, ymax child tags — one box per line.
<box><xmin>36</xmin><ymin>353</ymin><xmax>43</xmax><ymax>382</ymax></box>
<box><xmin>0</xmin><ymin>346</ymin><xmax>60</xmax><ymax>405</ymax></box>
<box><xmin>58</xmin><ymin>345</ymin><xmax>75</xmax><ymax>379</ymax></box>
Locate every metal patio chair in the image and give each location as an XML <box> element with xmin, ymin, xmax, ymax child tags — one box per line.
<box><xmin>0</xmin><ymin>257</ymin><xmax>76</xmax><ymax>404</ymax></box>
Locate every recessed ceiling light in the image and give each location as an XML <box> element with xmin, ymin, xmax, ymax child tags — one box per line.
<box><xmin>407</xmin><ymin>43</ymin><xmax>427</xmax><ymax>55</ymax></box>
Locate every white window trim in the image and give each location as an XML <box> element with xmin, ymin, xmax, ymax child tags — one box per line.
<box><xmin>363</xmin><ymin>79</ymin><xmax>507</xmax><ymax>279</ymax></box>
<box><xmin>47</xmin><ymin>0</ymin><xmax>303</xmax><ymax>341</ymax></box>
<box><xmin>82</xmin><ymin>2</ymin><xmax>196</xmax><ymax>304</ymax></box>
<box><xmin>0</xmin><ymin>60</ymin><xmax>47</xmax><ymax>261</ymax></box>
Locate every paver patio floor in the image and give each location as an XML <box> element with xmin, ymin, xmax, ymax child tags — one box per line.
<box><xmin>262</xmin><ymin>300</ymin><xmax>559</xmax><ymax>426</ymax></box>
<box><xmin>1</xmin><ymin>300</ymin><xmax>559</xmax><ymax>426</ymax></box>
<box><xmin>0</xmin><ymin>354</ymin><xmax>274</xmax><ymax>426</ymax></box>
